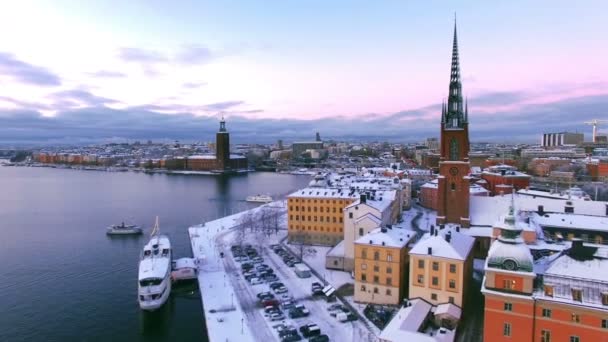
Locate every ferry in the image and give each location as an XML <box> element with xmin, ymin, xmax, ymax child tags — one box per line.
<box><xmin>246</xmin><ymin>194</ymin><xmax>273</xmax><ymax>203</ymax></box>
<box><xmin>138</xmin><ymin>217</ymin><xmax>172</xmax><ymax>311</ymax></box>
<box><xmin>106</xmin><ymin>222</ymin><xmax>142</xmax><ymax>235</ymax></box>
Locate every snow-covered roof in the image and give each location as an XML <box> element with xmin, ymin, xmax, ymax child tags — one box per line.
<box><xmin>434</xmin><ymin>303</ymin><xmax>462</xmax><ymax>319</ymax></box>
<box><xmin>288</xmin><ymin>187</ymin><xmax>360</xmax><ymax>199</ymax></box>
<box><xmin>139</xmin><ymin>235</ymin><xmax>171</xmax><ymax>280</ymax></box>
<box><xmin>355</xmin><ymin>212</ymin><xmax>382</xmax><ymax>225</ymax></box>
<box><xmin>327</xmin><ymin>240</ymin><xmax>346</xmax><ymax>257</ymax></box>
<box><xmin>188</xmin><ymin>155</ymin><xmax>216</xmax><ymax>159</ymax></box>
<box><xmin>409</xmin><ymin>228</ymin><xmax>474</xmax><ymax>261</ymax></box>
<box><xmin>355</xmin><ymin>227</ymin><xmax>416</xmax><ymax>249</ymax></box>
<box><xmin>544</xmin><ymin>253</ymin><xmax>608</xmax><ymax>283</ymax></box>
<box><xmin>379</xmin><ymin>299</ymin><xmax>456</xmax><ymax>342</ymax></box>
<box><xmin>531</xmin><ymin>212</ymin><xmax>608</xmax><ymax>232</ymax></box>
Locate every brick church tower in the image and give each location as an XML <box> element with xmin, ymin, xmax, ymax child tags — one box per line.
<box><xmin>436</xmin><ymin>20</ymin><xmax>471</xmax><ymax>227</ymax></box>
<box><xmin>216</xmin><ymin>116</ymin><xmax>230</xmax><ymax>171</ymax></box>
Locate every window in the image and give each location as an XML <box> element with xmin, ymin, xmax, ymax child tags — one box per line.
<box><xmin>504</xmin><ymin>303</ymin><xmax>512</xmax><ymax>311</ymax></box>
<box><xmin>571</xmin><ymin>289</ymin><xmax>582</xmax><ymax>302</ymax></box>
<box><xmin>362</xmin><ymin>249</ymin><xmax>367</xmax><ymax>259</ymax></box>
<box><xmin>544</xmin><ymin>285</ymin><xmax>554</xmax><ymax>297</ymax></box>
<box><xmin>361</xmin><ymin>263</ymin><xmax>367</xmax><ymax>270</ymax></box>
<box><xmin>333</xmin><ymin>217</ymin><xmax>336</xmax><ymax>223</ymax></box>
<box><xmin>386</xmin><ymin>277</ymin><xmax>392</xmax><ymax>286</ymax></box>
<box><xmin>451</xmin><ymin>182</ymin><xmax>456</xmax><ymax>191</ymax></box>
<box><xmin>541</xmin><ymin>330</ymin><xmax>551</xmax><ymax>342</ymax></box>
<box><xmin>387</xmin><ymin>253</ymin><xmax>393</xmax><ymax>262</ymax></box>
<box><xmin>432</xmin><ymin>262</ymin><xmax>439</xmax><ymax>271</ymax></box>
<box><xmin>339</xmin><ymin>218</ymin><xmax>343</xmax><ymax>223</ymax></box>
<box><xmin>431</xmin><ymin>293</ymin><xmax>437</xmax><ymax>300</ymax></box>
<box><xmin>320</xmin><ymin>216</ymin><xmax>323</xmax><ymax>222</ymax></box>
<box><xmin>570</xmin><ymin>337</ymin><xmax>580</xmax><ymax>342</ymax></box>
<box><xmin>602</xmin><ymin>319</ymin><xmax>608</xmax><ymax>329</ymax></box>
<box><xmin>503</xmin><ymin>323</ymin><xmax>511</xmax><ymax>337</ymax></box>
<box><xmin>386</xmin><ymin>289</ymin><xmax>392</xmax><ymax>296</ymax></box>
<box><xmin>571</xmin><ymin>313</ymin><xmax>580</xmax><ymax>323</ymax></box>
<box><xmin>290</xmin><ymin>215</ymin><xmax>293</xmax><ymax>220</ymax></box>
<box><xmin>417</xmin><ymin>275</ymin><xmax>424</xmax><ymax>284</ymax></box>
<box><xmin>361</xmin><ymin>274</ymin><xmax>366</xmax><ymax>282</ymax></box>
<box><xmin>373</xmin><ymin>287</ymin><xmax>379</xmax><ymax>294</ymax></box>
<box><xmin>373</xmin><ymin>276</ymin><xmax>379</xmax><ymax>283</ymax></box>
<box><xmin>449</xmin><ymin>280</ymin><xmax>456</xmax><ymax>289</ymax></box>
<box><xmin>432</xmin><ymin>277</ymin><xmax>439</xmax><ymax>286</ymax></box>
<box><xmin>503</xmin><ymin>279</ymin><xmax>516</xmax><ymax>290</ymax></box>
<box><xmin>418</xmin><ymin>260</ymin><xmax>425</xmax><ymax>269</ymax></box>
<box><xmin>373</xmin><ymin>265</ymin><xmax>379</xmax><ymax>272</ymax></box>
<box><xmin>386</xmin><ymin>267</ymin><xmax>392</xmax><ymax>274</ymax></box>
<box><xmin>359</xmin><ymin>228</ymin><xmax>363</xmax><ymax>236</ymax></box>
<box><xmin>449</xmin><ymin>264</ymin><xmax>456</xmax><ymax>273</ymax></box>
<box><xmin>542</xmin><ymin>308</ymin><xmax>552</xmax><ymax>318</ymax></box>
<box><xmin>448</xmin><ymin>296</ymin><xmax>454</xmax><ymax>304</ymax></box>
<box><xmin>349</xmin><ymin>212</ymin><xmax>353</xmax><ymax>219</ymax></box>
<box><xmin>602</xmin><ymin>293</ymin><xmax>608</xmax><ymax>306</ymax></box>
<box><xmin>374</xmin><ymin>251</ymin><xmax>379</xmax><ymax>260</ymax></box>
<box><xmin>360</xmin><ymin>285</ymin><xmax>366</xmax><ymax>291</ymax></box>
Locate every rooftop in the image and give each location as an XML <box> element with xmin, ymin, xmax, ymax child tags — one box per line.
<box><xmin>355</xmin><ymin>226</ymin><xmax>416</xmax><ymax>249</ymax></box>
<box><xmin>409</xmin><ymin>228</ymin><xmax>475</xmax><ymax>261</ymax></box>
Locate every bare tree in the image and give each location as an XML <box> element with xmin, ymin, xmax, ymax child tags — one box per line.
<box><xmin>289</xmin><ymin>229</ymin><xmax>317</xmax><ymax>261</ymax></box>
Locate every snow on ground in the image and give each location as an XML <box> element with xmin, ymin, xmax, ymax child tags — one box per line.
<box><xmin>295</xmin><ymin>244</ymin><xmax>354</xmax><ymax>290</ymax></box>
<box><xmin>190</xmin><ymin>201</ymin><xmax>374</xmax><ymax>341</ymax></box>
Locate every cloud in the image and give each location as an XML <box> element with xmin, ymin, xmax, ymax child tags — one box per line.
<box><xmin>49</xmin><ymin>89</ymin><xmax>120</xmax><ymax>108</ymax></box>
<box><xmin>0</xmin><ymin>52</ymin><xmax>61</xmax><ymax>86</ymax></box>
<box><xmin>182</xmin><ymin>81</ymin><xmax>208</xmax><ymax>89</ymax></box>
<box><xmin>175</xmin><ymin>45</ymin><xmax>214</xmax><ymax>65</ymax></box>
<box><xmin>88</xmin><ymin>70</ymin><xmax>127</xmax><ymax>78</ymax></box>
<box><xmin>202</xmin><ymin>101</ymin><xmax>245</xmax><ymax>111</ymax></box>
<box><xmin>117</xmin><ymin>48</ymin><xmax>167</xmax><ymax>63</ymax></box>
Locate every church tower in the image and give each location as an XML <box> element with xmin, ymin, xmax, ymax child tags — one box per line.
<box><xmin>437</xmin><ymin>19</ymin><xmax>471</xmax><ymax>227</ymax></box>
<box><xmin>216</xmin><ymin>116</ymin><xmax>230</xmax><ymax>171</ymax></box>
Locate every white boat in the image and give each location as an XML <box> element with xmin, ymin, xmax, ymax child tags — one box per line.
<box><xmin>171</xmin><ymin>257</ymin><xmax>198</xmax><ymax>282</ymax></box>
<box><xmin>138</xmin><ymin>217</ymin><xmax>172</xmax><ymax>311</ymax></box>
<box><xmin>246</xmin><ymin>194</ymin><xmax>273</xmax><ymax>203</ymax></box>
<box><xmin>106</xmin><ymin>222</ymin><xmax>142</xmax><ymax>235</ymax></box>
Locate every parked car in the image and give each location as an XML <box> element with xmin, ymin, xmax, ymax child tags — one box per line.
<box><xmin>261</xmin><ymin>298</ymin><xmax>280</xmax><ymax>307</ymax></box>
<box><xmin>278</xmin><ymin>327</ymin><xmax>298</xmax><ymax>338</ymax></box>
<box><xmin>288</xmin><ymin>307</ymin><xmax>310</xmax><ymax>319</ymax></box>
<box><xmin>308</xmin><ymin>334</ymin><xmax>329</xmax><ymax>342</ymax></box>
<box><xmin>281</xmin><ymin>301</ymin><xmax>295</xmax><ymax>310</ymax></box>
<box><xmin>281</xmin><ymin>333</ymin><xmax>302</xmax><ymax>342</ymax></box>
<box><xmin>327</xmin><ymin>304</ymin><xmax>343</xmax><ymax>312</ymax></box>
<box><xmin>299</xmin><ymin>323</ymin><xmax>321</xmax><ymax>338</ymax></box>
<box><xmin>270</xmin><ymin>282</ymin><xmax>284</xmax><ymax>290</ymax></box>
<box><xmin>252</xmin><ymin>257</ymin><xmax>264</xmax><ymax>264</ymax></box>
<box><xmin>249</xmin><ymin>277</ymin><xmax>263</xmax><ymax>285</ymax></box>
<box><xmin>274</xmin><ymin>286</ymin><xmax>288</xmax><ymax>294</ymax></box>
<box><xmin>270</xmin><ymin>313</ymin><xmax>286</xmax><ymax>321</ymax></box>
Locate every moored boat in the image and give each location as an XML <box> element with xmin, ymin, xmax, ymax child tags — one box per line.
<box><xmin>106</xmin><ymin>222</ymin><xmax>142</xmax><ymax>235</ymax></box>
<box><xmin>246</xmin><ymin>194</ymin><xmax>273</xmax><ymax>203</ymax></box>
<box><xmin>171</xmin><ymin>257</ymin><xmax>198</xmax><ymax>283</ymax></box>
<box><xmin>138</xmin><ymin>217</ymin><xmax>172</xmax><ymax>311</ymax></box>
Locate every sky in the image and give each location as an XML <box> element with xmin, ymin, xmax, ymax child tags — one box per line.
<box><xmin>0</xmin><ymin>0</ymin><xmax>607</xmax><ymax>145</ymax></box>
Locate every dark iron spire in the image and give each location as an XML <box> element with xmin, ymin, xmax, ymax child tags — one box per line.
<box><xmin>445</xmin><ymin>15</ymin><xmax>465</xmax><ymax>129</ymax></box>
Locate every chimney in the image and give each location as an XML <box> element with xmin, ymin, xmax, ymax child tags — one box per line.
<box><xmin>440</xmin><ymin>224</ymin><xmax>445</xmax><ymax>230</ymax></box>
<box><xmin>430</xmin><ymin>225</ymin><xmax>435</xmax><ymax>235</ymax></box>
<box><xmin>387</xmin><ymin>224</ymin><xmax>393</xmax><ymax>229</ymax></box>
<box><xmin>380</xmin><ymin>227</ymin><xmax>388</xmax><ymax>233</ymax></box>
<box><xmin>501</xmin><ymin>169</ymin><xmax>506</xmax><ymax>176</ymax></box>
<box><xmin>435</xmin><ymin>230</ymin><xmax>439</xmax><ymax>236</ymax></box>
<box><xmin>445</xmin><ymin>232</ymin><xmax>452</xmax><ymax>243</ymax></box>
<box><xmin>382</xmin><ymin>241</ymin><xmax>386</xmax><ymax>246</ymax></box>
<box><xmin>427</xmin><ymin>247</ymin><xmax>432</xmax><ymax>255</ymax></box>
<box><xmin>360</xmin><ymin>194</ymin><xmax>366</xmax><ymax>204</ymax></box>
<box><xmin>537</xmin><ymin>205</ymin><xmax>544</xmax><ymax>215</ymax></box>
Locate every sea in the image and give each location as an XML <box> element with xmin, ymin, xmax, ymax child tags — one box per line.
<box><xmin>0</xmin><ymin>166</ymin><xmax>311</xmax><ymax>342</ymax></box>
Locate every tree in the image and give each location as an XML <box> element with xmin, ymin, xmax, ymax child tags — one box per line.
<box><xmin>289</xmin><ymin>229</ymin><xmax>317</xmax><ymax>261</ymax></box>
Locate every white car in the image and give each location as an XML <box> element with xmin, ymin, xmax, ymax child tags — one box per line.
<box><xmin>270</xmin><ymin>313</ymin><xmax>285</xmax><ymax>321</ymax></box>
<box><xmin>249</xmin><ymin>277</ymin><xmax>263</xmax><ymax>285</ymax></box>
<box><xmin>274</xmin><ymin>286</ymin><xmax>288</xmax><ymax>294</ymax></box>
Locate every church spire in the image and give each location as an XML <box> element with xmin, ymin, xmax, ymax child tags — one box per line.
<box><xmin>445</xmin><ymin>15</ymin><xmax>464</xmax><ymax>129</ymax></box>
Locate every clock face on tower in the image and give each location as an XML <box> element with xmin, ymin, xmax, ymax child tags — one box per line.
<box><xmin>449</xmin><ymin>167</ymin><xmax>459</xmax><ymax>176</ymax></box>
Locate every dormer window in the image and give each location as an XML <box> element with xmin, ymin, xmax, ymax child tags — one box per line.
<box><xmin>572</xmin><ymin>289</ymin><xmax>582</xmax><ymax>302</ymax></box>
<box><xmin>544</xmin><ymin>285</ymin><xmax>554</xmax><ymax>297</ymax></box>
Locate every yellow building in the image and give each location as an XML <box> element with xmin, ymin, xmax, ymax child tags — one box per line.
<box><xmin>287</xmin><ymin>188</ymin><xmax>358</xmax><ymax>246</ymax></box>
<box><xmin>408</xmin><ymin>227</ymin><xmax>474</xmax><ymax>309</ymax></box>
<box><xmin>354</xmin><ymin>227</ymin><xmax>415</xmax><ymax>305</ymax></box>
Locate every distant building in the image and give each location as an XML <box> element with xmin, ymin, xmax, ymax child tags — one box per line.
<box><xmin>480</xmin><ymin>164</ymin><xmax>531</xmax><ymax>196</ymax></box>
<box><xmin>542</xmin><ymin>132</ymin><xmax>584</xmax><ymax>147</ymax></box>
<box><xmin>425</xmin><ymin>137</ymin><xmax>439</xmax><ymax>151</ymax></box>
<box><xmin>292</xmin><ymin>141</ymin><xmax>324</xmax><ymax>159</ymax></box>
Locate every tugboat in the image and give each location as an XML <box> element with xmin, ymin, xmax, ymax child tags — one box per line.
<box><xmin>138</xmin><ymin>217</ymin><xmax>172</xmax><ymax>311</ymax></box>
<box><xmin>245</xmin><ymin>194</ymin><xmax>273</xmax><ymax>203</ymax></box>
<box><xmin>106</xmin><ymin>222</ymin><xmax>143</xmax><ymax>235</ymax></box>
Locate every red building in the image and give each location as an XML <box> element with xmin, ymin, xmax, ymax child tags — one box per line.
<box><xmin>436</xmin><ymin>22</ymin><xmax>471</xmax><ymax>227</ymax></box>
<box><xmin>480</xmin><ymin>164</ymin><xmax>531</xmax><ymax>196</ymax></box>
<box><xmin>483</xmin><ymin>207</ymin><xmax>608</xmax><ymax>342</ymax></box>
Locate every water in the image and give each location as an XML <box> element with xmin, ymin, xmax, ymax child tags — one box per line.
<box><xmin>0</xmin><ymin>167</ymin><xmax>310</xmax><ymax>342</ymax></box>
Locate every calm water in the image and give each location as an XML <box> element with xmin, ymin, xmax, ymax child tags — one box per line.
<box><xmin>0</xmin><ymin>167</ymin><xmax>310</xmax><ymax>342</ymax></box>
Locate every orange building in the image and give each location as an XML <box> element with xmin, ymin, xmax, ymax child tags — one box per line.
<box><xmin>480</xmin><ymin>165</ymin><xmax>531</xmax><ymax>196</ymax></box>
<box><xmin>587</xmin><ymin>160</ymin><xmax>608</xmax><ymax>181</ymax></box>
<box><xmin>482</xmin><ymin>206</ymin><xmax>608</xmax><ymax>342</ymax></box>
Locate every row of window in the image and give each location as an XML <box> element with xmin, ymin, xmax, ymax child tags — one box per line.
<box><xmin>290</xmin><ymin>225</ymin><xmax>343</xmax><ymax>233</ymax></box>
<box><xmin>290</xmin><ymin>198</ymin><xmax>349</xmax><ymax>204</ymax></box>
<box><xmin>504</xmin><ymin>302</ymin><xmax>608</xmax><ymax>329</ymax></box>
<box><xmin>430</xmin><ymin>293</ymin><xmax>455</xmax><ymax>303</ymax></box>
<box><xmin>360</xmin><ymin>249</ymin><xmax>394</xmax><ymax>261</ymax></box>
<box><xmin>505</xmin><ymin>323</ymin><xmax>595</xmax><ymax>342</ymax></box>
<box><xmin>544</xmin><ymin>285</ymin><xmax>608</xmax><ymax>305</ymax></box>
<box><xmin>361</xmin><ymin>264</ymin><xmax>393</xmax><ymax>274</ymax></box>
<box><xmin>360</xmin><ymin>273</ymin><xmax>393</xmax><ymax>286</ymax></box>
<box><xmin>290</xmin><ymin>215</ymin><xmax>343</xmax><ymax>223</ymax></box>
<box><xmin>290</xmin><ymin>206</ymin><xmax>341</xmax><ymax>213</ymax></box>
<box><xmin>416</xmin><ymin>275</ymin><xmax>457</xmax><ymax>289</ymax></box>
<box><xmin>360</xmin><ymin>285</ymin><xmax>392</xmax><ymax>296</ymax></box>
<box><xmin>417</xmin><ymin>259</ymin><xmax>457</xmax><ymax>273</ymax></box>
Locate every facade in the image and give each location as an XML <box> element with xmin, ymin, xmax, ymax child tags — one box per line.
<box><xmin>482</xmin><ymin>208</ymin><xmax>608</xmax><ymax>342</ymax></box>
<box><xmin>587</xmin><ymin>159</ymin><xmax>608</xmax><ymax>181</ymax></box>
<box><xmin>436</xmin><ymin>22</ymin><xmax>471</xmax><ymax>227</ymax></box>
<box><xmin>542</xmin><ymin>132</ymin><xmax>584</xmax><ymax>147</ymax></box>
<box><xmin>408</xmin><ymin>227</ymin><xmax>475</xmax><ymax>309</ymax></box>
<box><xmin>353</xmin><ymin>227</ymin><xmax>415</xmax><ymax>305</ymax></box>
<box><xmin>287</xmin><ymin>188</ymin><xmax>357</xmax><ymax>246</ymax></box>
<box><xmin>480</xmin><ymin>164</ymin><xmax>531</xmax><ymax>196</ymax></box>
<box><xmin>292</xmin><ymin>141</ymin><xmax>324</xmax><ymax>159</ymax></box>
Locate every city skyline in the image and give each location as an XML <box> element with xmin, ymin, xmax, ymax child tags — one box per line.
<box><xmin>0</xmin><ymin>0</ymin><xmax>607</xmax><ymax>144</ymax></box>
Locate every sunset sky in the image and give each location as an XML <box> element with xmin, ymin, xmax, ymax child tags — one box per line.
<box><xmin>0</xmin><ymin>0</ymin><xmax>606</xmax><ymax>144</ymax></box>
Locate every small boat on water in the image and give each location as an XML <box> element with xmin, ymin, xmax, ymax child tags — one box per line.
<box><xmin>171</xmin><ymin>257</ymin><xmax>198</xmax><ymax>283</ymax></box>
<box><xmin>138</xmin><ymin>217</ymin><xmax>172</xmax><ymax>311</ymax></box>
<box><xmin>106</xmin><ymin>222</ymin><xmax>142</xmax><ymax>235</ymax></box>
<box><xmin>246</xmin><ymin>194</ymin><xmax>273</xmax><ymax>203</ymax></box>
